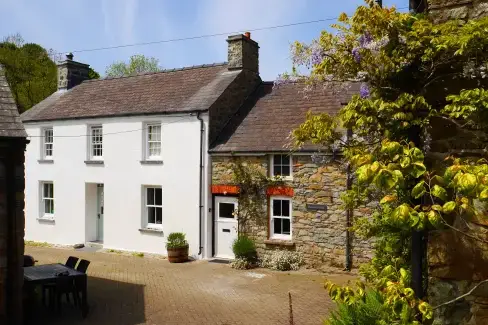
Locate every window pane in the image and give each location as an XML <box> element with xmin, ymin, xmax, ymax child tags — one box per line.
<box><xmin>155</xmin><ymin>207</ymin><xmax>162</xmax><ymax>224</ymax></box>
<box><xmin>281</xmin><ymin>200</ymin><xmax>290</xmax><ymax>217</ymax></box>
<box><xmin>273</xmin><ymin>165</ymin><xmax>282</xmax><ymax>176</ymax></box>
<box><xmin>273</xmin><ymin>217</ymin><xmax>282</xmax><ymax>234</ymax></box>
<box><xmin>44</xmin><ymin>199</ymin><xmax>53</xmax><ymax>214</ymax></box>
<box><xmin>148</xmin><ymin>207</ymin><xmax>155</xmax><ymax>224</ymax></box>
<box><xmin>50</xmin><ymin>184</ymin><xmax>53</xmax><ymax>198</ymax></box>
<box><xmin>274</xmin><ymin>155</ymin><xmax>282</xmax><ymax>165</ymax></box>
<box><xmin>281</xmin><ymin>155</ymin><xmax>290</xmax><ymax>165</ymax></box>
<box><xmin>219</xmin><ymin>203</ymin><xmax>235</xmax><ymax>219</ymax></box>
<box><xmin>43</xmin><ymin>183</ymin><xmax>49</xmax><ymax>198</ymax></box>
<box><xmin>273</xmin><ymin>199</ymin><xmax>281</xmax><ymax>216</ymax></box>
<box><xmin>155</xmin><ymin>188</ymin><xmax>162</xmax><ymax>205</ymax></box>
<box><xmin>281</xmin><ymin>165</ymin><xmax>290</xmax><ymax>176</ymax></box>
<box><xmin>282</xmin><ymin>218</ymin><xmax>291</xmax><ymax>235</ymax></box>
<box><xmin>147</xmin><ymin>188</ymin><xmax>154</xmax><ymax>205</ymax></box>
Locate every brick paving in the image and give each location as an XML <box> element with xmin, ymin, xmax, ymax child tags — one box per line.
<box><xmin>24</xmin><ymin>246</ymin><xmax>356</xmax><ymax>325</ymax></box>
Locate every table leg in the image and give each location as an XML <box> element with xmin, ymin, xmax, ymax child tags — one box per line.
<box><xmin>80</xmin><ymin>276</ymin><xmax>89</xmax><ymax>318</ymax></box>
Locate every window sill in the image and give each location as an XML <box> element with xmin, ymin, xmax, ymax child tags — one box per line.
<box><xmin>38</xmin><ymin>159</ymin><xmax>54</xmax><ymax>164</ymax></box>
<box><xmin>264</xmin><ymin>239</ymin><xmax>295</xmax><ymax>247</ymax></box>
<box><xmin>37</xmin><ymin>217</ymin><xmax>55</xmax><ymax>223</ymax></box>
<box><xmin>139</xmin><ymin>228</ymin><xmax>164</xmax><ymax>234</ymax></box>
<box><xmin>140</xmin><ymin>160</ymin><xmax>163</xmax><ymax>165</ymax></box>
<box><xmin>84</xmin><ymin>160</ymin><xmax>104</xmax><ymax>165</ymax></box>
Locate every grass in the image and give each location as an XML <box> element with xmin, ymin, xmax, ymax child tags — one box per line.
<box><xmin>25</xmin><ymin>240</ymin><xmax>51</xmax><ymax>247</ymax></box>
<box><xmin>108</xmin><ymin>249</ymin><xmax>123</xmax><ymax>254</ymax></box>
<box><xmin>132</xmin><ymin>252</ymin><xmax>144</xmax><ymax>258</ymax></box>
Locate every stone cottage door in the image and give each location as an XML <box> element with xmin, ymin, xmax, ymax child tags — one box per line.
<box><xmin>214</xmin><ymin>196</ymin><xmax>238</xmax><ymax>259</ymax></box>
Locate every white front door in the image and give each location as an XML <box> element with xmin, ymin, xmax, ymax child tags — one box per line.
<box><xmin>214</xmin><ymin>196</ymin><xmax>238</xmax><ymax>259</ymax></box>
<box><xmin>97</xmin><ymin>184</ymin><xmax>104</xmax><ymax>242</ymax></box>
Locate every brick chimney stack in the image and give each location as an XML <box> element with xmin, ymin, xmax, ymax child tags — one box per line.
<box><xmin>226</xmin><ymin>32</ymin><xmax>259</xmax><ymax>73</ymax></box>
<box><xmin>57</xmin><ymin>53</ymin><xmax>90</xmax><ymax>91</ymax></box>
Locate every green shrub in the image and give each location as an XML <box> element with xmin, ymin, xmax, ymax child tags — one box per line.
<box><xmin>232</xmin><ymin>235</ymin><xmax>257</xmax><ymax>261</ymax></box>
<box><xmin>325</xmin><ymin>290</ymin><xmax>387</xmax><ymax>325</ymax></box>
<box><xmin>166</xmin><ymin>232</ymin><xmax>188</xmax><ymax>249</ymax></box>
<box><xmin>260</xmin><ymin>251</ymin><xmax>303</xmax><ymax>271</ymax></box>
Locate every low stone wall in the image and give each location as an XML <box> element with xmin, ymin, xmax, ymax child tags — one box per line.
<box><xmin>211</xmin><ymin>155</ymin><xmax>373</xmax><ymax>270</ymax></box>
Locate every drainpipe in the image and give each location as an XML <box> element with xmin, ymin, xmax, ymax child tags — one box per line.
<box><xmin>344</xmin><ymin>128</ymin><xmax>353</xmax><ymax>271</ymax></box>
<box><xmin>197</xmin><ymin>112</ymin><xmax>204</xmax><ymax>255</ymax></box>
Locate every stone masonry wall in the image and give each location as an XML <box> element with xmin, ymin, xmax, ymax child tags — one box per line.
<box><xmin>211</xmin><ymin>155</ymin><xmax>373</xmax><ymax>270</ymax></box>
<box><xmin>428</xmin><ymin>0</ymin><xmax>488</xmax><ymax>22</ymax></box>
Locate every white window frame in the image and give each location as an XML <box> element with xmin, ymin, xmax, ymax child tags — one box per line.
<box><xmin>145</xmin><ymin>123</ymin><xmax>162</xmax><ymax>160</ymax></box>
<box><xmin>89</xmin><ymin>125</ymin><xmax>103</xmax><ymax>160</ymax></box>
<box><xmin>42</xmin><ymin>127</ymin><xmax>53</xmax><ymax>160</ymax></box>
<box><xmin>144</xmin><ymin>186</ymin><xmax>163</xmax><ymax>229</ymax></box>
<box><xmin>270</xmin><ymin>154</ymin><xmax>293</xmax><ymax>180</ymax></box>
<box><xmin>270</xmin><ymin>196</ymin><xmax>292</xmax><ymax>240</ymax></box>
<box><xmin>40</xmin><ymin>182</ymin><xmax>54</xmax><ymax>219</ymax></box>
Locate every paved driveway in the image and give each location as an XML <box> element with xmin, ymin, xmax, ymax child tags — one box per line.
<box><xmin>24</xmin><ymin>246</ymin><xmax>355</xmax><ymax>325</ymax></box>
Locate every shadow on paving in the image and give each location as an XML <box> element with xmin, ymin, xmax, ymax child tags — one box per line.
<box><xmin>25</xmin><ymin>276</ymin><xmax>146</xmax><ymax>325</ymax></box>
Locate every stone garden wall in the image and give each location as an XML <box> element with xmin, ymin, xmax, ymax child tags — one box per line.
<box><xmin>211</xmin><ymin>155</ymin><xmax>373</xmax><ymax>270</ymax></box>
<box><xmin>428</xmin><ymin>0</ymin><xmax>488</xmax><ymax>22</ymax></box>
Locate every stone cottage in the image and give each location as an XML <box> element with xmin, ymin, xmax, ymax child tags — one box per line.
<box><xmin>209</xmin><ymin>82</ymin><xmax>372</xmax><ymax>270</ymax></box>
<box><xmin>0</xmin><ymin>65</ymin><xmax>28</xmax><ymax>325</ymax></box>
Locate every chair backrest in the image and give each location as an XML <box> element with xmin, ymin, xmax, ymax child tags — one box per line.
<box><xmin>65</xmin><ymin>256</ymin><xmax>79</xmax><ymax>269</ymax></box>
<box><xmin>76</xmin><ymin>259</ymin><xmax>90</xmax><ymax>273</ymax></box>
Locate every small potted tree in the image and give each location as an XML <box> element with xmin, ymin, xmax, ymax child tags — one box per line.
<box><xmin>166</xmin><ymin>232</ymin><xmax>189</xmax><ymax>263</ymax></box>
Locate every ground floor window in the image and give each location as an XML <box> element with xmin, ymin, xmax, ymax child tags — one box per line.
<box><xmin>270</xmin><ymin>197</ymin><xmax>292</xmax><ymax>240</ymax></box>
<box><xmin>41</xmin><ymin>182</ymin><xmax>54</xmax><ymax>218</ymax></box>
<box><xmin>145</xmin><ymin>186</ymin><xmax>162</xmax><ymax>228</ymax></box>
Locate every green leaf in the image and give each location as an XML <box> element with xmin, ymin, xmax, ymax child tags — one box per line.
<box><xmin>458</xmin><ymin>173</ymin><xmax>478</xmax><ymax>194</ymax></box>
<box><xmin>374</xmin><ymin>169</ymin><xmax>396</xmax><ymax>189</ymax></box>
<box><xmin>411</xmin><ymin>181</ymin><xmax>426</xmax><ymax>199</ymax></box>
<box><xmin>432</xmin><ymin>204</ymin><xmax>443</xmax><ymax>211</ymax></box>
<box><xmin>410</xmin><ymin>163</ymin><xmax>426</xmax><ymax>178</ymax></box>
<box><xmin>410</xmin><ymin>147</ymin><xmax>424</xmax><ymax>162</ymax></box>
<box><xmin>432</xmin><ymin>185</ymin><xmax>448</xmax><ymax>201</ymax></box>
<box><xmin>394</xmin><ymin>204</ymin><xmax>411</xmax><ymax>222</ymax></box>
<box><xmin>443</xmin><ymin>201</ymin><xmax>457</xmax><ymax>214</ymax></box>
<box><xmin>356</xmin><ymin>165</ymin><xmax>372</xmax><ymax>184</ymax></box>
<box><xmin>428</xmin><ymin>210</ymin><xmax>442</xmax><ymax>227</ymax></box>
<box><xmin>400</xmin><ymin>156</ymin><xmax>411</xmax><ymax>168</ymax></box>
<box><xmin>480</xmin><ymin>189</ymin><xmax>488</xmax><ymax>200</ymax></box>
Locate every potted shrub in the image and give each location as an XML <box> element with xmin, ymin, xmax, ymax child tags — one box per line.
<box><xmin>166</xmin><ymin>232</ymin><xmax>189</xmax><ymax>263</ymax></box>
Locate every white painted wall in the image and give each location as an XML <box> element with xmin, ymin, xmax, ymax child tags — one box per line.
<box><xmin>24</xmin><ymin>113</ymin><xmax>210</xmax><ymax>257</ymax></box>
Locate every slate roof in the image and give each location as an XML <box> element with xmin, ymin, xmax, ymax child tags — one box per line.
<box><xmin>0</xmin><ymin>65</ymin><xmax>27</xmax><ymax>138</ymax></box>
<box><xmin>21</xmin><ymin>63</ymin><xmax>239</xmax><ymax>122</ymax></box>
<box><xmin>210</xmin><ymin>81</ymin><xmax>359</xmax><ymax>153</ymax></box>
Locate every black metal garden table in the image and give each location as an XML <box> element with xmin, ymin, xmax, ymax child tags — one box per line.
<box><xmin>24</xmin><ymin>263</ymin><xmax>89</xmax><ymax>318</ymax></box>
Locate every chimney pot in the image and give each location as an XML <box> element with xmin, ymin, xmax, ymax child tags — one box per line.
<box><xmin>244</xmin><ymin>32</ymin><xmax>251</xmax><ymax>39</ymax></box>
<box><xmin>66</xmin><ymin>52</ymin><xmax>74</xmax><ymax>61</ymax></box>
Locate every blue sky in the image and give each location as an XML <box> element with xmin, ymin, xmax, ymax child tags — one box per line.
<box><xmin>1</xmin><ymin>0</ymin><xmax>406</xmax><ymax>81</ymax></box>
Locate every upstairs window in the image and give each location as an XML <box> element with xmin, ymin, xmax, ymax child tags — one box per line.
<box><xmin>146</xmin><ymin>124</ymin><xmax>162</xmax><ymax>160</ymax></box>
<box><xmin>270</xmin><ymin>197</ymin><xmax>292</xmax><ymax>240</ymax></box>
<box><xmin>271</xmin><ymin>154</ymin><xmax>292</xmax><ymax>178</ymax></box>
<box><xmin>90</xmin><ymin>126</ymin><xmax>103</xmax><ymax>159</ymax></box>
<box><xmin>42</xmin><ymin>128</ymin><xmax>53</xmax><ymax>159</ymax></box>
<box><xmin>145</xmin><ymin>187</ymin><xmax>162</xmax><ymax>228</ymax></box>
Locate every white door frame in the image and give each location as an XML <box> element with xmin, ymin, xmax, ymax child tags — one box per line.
<box><xmin>96</xmin><ymin>184</ymin><xmax>104</xmax><ymax>242</ymax></box>
<box><xmin>214</xmin><ymin>196</ymin><xmax>238</xmax><ymax>259</ymax></box>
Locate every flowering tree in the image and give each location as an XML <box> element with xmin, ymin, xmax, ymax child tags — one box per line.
<box><xmin>281</xmin><ymin>1</ymin><xmax>488</xmax><ymax>323</ymax></box>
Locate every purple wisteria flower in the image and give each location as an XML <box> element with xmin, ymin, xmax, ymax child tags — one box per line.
<box><xmin>359</xmin><ymin>32</ymin><xmax>373</xmax><ymax>48</ymax></box>
<box><xmin>352</xmin><ymin>47</ymin><xmax>361</xmax><ymax>63</ymax></box>
<box><xmin>311</xmin><ymin>42</ymin><xmax>325</xmax><ymax>66</ymax></box>
<box><xmin>359</xmin><ymin>83</ymin><xmax>371</xmax><ymax>99</ymax></box>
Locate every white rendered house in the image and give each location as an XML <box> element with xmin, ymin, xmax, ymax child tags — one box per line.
<box><xmin>21</xmin><ymin>34</ymin><xmax>261</xmax><ymax>258</ymax></box>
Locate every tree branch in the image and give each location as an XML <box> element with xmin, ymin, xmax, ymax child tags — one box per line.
<box><xmin>433</xmin><ymin>279</ymin><xmax>488</xmax><ymax>310</ymax></box>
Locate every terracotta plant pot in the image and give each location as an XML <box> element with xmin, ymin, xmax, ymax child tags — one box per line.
<box><xmin>167</xmin><ymin>245</ymin><xmax>189</xmax><ymax>263</ymax></box>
